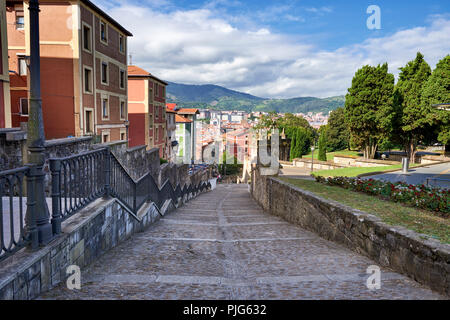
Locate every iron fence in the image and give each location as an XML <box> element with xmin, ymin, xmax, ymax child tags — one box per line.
<box><xmin>0</xmin><ymin>166</ymin><xmax>30</xmax><ymax>262</ymax></box>
<box><xmin>0</xmin><ymin>148</ymin><xmax>211</xmax><ymax>262</ymax></box>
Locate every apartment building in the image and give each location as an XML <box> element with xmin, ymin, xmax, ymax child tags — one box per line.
<box><xmin>127</xmin><ymin>65</ymin><xmax>168</xmax><ymax>158</ymax></box>
<box><xmin>6</xmin><ymin>0</ymin><xmax>132</xmax><ymax>141</ymax></box>
<box><xmin>165</xmin><ymin>108</ymin><xmax>177</xmax><ymax>162</ymax></box>
<box><xmin>177</xmin><ymin>108</ymin><xmax>199</xmax><ymax>163</ymax></box>
<box><xmin>151</xmin><ymin>76</ymin><xmax>168</xmax><ymax>158</ymax></box>
<box><xmin>0</xmin><ymin>1</ymin><xmax>11</xmax><ymax>128</ymax></box>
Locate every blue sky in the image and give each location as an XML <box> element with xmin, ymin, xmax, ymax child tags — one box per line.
<box><xmin>97</xmin><ymin>0</ymin><xmax>450</xmax><ymax>98</ymax></box>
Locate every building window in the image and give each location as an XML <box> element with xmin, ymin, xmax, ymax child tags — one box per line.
<box><xmin>102</xmin><ymin>132</ymin><xmax>110</xmax><ymax>143</ymax></box>
<box><xmin>18</xmin><ymin>57</ymin><xmax>27</xmax><ymax>76</ymax></box>
<box><xmin>149</xmin><ymin>87</ymin><xmax>153</xmax><ymax>104</ymax></box>
<box><xmin>119</xmin><ymin>70</ymin><xmax>125</xmax><ymax>89</ymax></box>
<box><xmin>16</xmin><ymin>10</ymin><xmax>24</xmax><ymax>30</ymax></box>
<box><xmin>154</xmin><ymin>82</ymin><xmax>158</xmax><ymax>97</ymax></box>
<box><xmin>82</xmin><ymin>24</ymin><xmax>92</xmax><ymax>52</ymax></box>
<box><xmin>120</xmin><ymin>101</ymin><xmax>126</xmax><ymax>120</ymax></box>
<box><xmin>100</xmin><ymin>20</ymin><xmax>108</xmax><ymax>44</ymax></box>
<box><xmin>119</xmin><ymin>34</ymin><xmax>125</xmax><ymax>53</ymax></box>
<box><xmin>155</xmin><ymin>127</ymin><xmax>158</xmax><ymax>141</ymax></box>
<box><xmin>102</xmin><ymin>97</ymin><xmax>109</xmax><ymax>119</ymax></box>
<box><xmin>101</xmin><ymin>62</ymin><xmax>108</xmax><ymax>84</ymax></box>
<box><xmin>120</xmin><ymin>132</ymin><xmax>126</xmax><ymax>141</ymax></box>
<box><xmin>19</xmin><ymin>98</ymin><xmax>28</xmax><ymax>115</ymax></box>
<box><xmin>155</xmin><ymin>105</ymin><xmax>158</xmax><ymax>119</ymax></box>
<box><xmin>85</xmin><ymin>109</ymin><xmax>93</xmax><ymax>134</ymax></box>
<box><xmin>83</xmin><ymin>67</ymin><xmax>92</xmax><ymax>93</ymax></box>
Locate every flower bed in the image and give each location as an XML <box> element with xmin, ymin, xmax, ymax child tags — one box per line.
<box><xmin>314</xmin><ymin>176</ymin><xmax>450</xmax><ymax>216</ymax></box>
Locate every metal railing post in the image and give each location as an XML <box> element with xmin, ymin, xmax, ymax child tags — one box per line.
<box><xmin>104</xmin><ymin>148</ymin><xmax>111</xmax><ymax>198</ymax></box>
<box><xmin>50</xmin><ymin>159</ymin><xmax>62</xmax><ymax>235</ymax></box>
<box><xmin>25</xmin><ymin>168</ymin><xmax>38</xmax><ymax>249</ymax></box>
<box><xmin>133</xmin><ymin>183</ymin><xmax>137</xmax><ymax>213</ymax></box>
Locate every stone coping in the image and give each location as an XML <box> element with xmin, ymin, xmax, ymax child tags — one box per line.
<box><xmin>44</xmin><ymin>136</ymin><xmax>92</xmax><ymax>147</ymax></box>
<box><xmin>126</xmin><ymin>145</ymin><xmax>147</xmax><ymax>153</ymax></box>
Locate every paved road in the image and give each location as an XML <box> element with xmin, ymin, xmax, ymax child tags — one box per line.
<box><xmin>40</xmin><ymin>184</ymin><xmax>444</xmax><ymax>299</ymax></box>
<box><xmin>364</xmin><ymin>162</ymin><xmax>450</xmax><ymax>188</ymax></box>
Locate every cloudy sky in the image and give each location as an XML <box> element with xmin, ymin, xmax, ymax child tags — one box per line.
<box><xmin>96</xmin><ymin>0</ymin><xmax>450</xmax><ymax>98</ymax></box>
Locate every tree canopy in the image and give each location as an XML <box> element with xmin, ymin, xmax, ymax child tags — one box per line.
<box><xmin>345</xmin><ymin>63</ymin><xmax>395</xmax><ymax>159</ymax></box>
<box><xmin>392</xmin><ymin>52</ymin><xmax>432</xmax><ymax>162</ymax></box>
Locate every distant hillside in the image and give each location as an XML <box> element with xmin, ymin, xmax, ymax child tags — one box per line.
<box><xmin>166</xmin><ymin>81</ymin><xmax>344</xmax><ymax>114</ymax></box>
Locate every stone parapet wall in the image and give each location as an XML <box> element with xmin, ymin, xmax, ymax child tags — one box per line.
<box><xmin>251</xmin><ymin>167</ymin><xmax>450</xmax><ymax>296</ymax></box>
<box><xmin>293</xmin><ymin>158</ymin><xmax>346</xmax><ymax>170</ymax></box>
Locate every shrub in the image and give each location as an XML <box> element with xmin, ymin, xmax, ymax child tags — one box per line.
<box><xmin>315</xmin><ymin>176</ymin><xmax>449</xmax><ymax>216</ymax></box>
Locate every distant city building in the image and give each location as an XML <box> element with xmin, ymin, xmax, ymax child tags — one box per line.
<box><xmin>127</xmin><ymin>65</ymin><xmax>168</xmax><ymax>158</ymax></box>
<box><xmin>175</xmin><ymin>113</ymin><xmax>193</xmax><ymax>164</ymax></box>
<box><xmin>177</xmin><ymin>108</ymin><xmax>199</xmax><ymax>163</ymax></box>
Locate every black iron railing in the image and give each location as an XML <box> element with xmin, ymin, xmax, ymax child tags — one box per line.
<box><xmin>0</xmin><ymin>148</ymin><xmax>211</xmax><ymax>262</ymax></box>
<box><xmin>0</xmin><ymin>167</ymin><xmax>30</xmax><ymax>261</ymax></box>
<box><xmin>49</xmin><ymin>148</ymin><xmax>108</xmax><ymax>229</ymax></box>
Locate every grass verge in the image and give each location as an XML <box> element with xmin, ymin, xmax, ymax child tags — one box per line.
<box><xmin>279</xmin><ymin>177</ymin><xmax>450</xmax><ymax>243</ymax></box>
<box><xmin>311</xmin><ymin>163</ymin><xmax>419</xmax><ymax>177</ymax></box>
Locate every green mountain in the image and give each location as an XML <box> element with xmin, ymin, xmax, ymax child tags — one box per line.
<box><xmin>166</xmin><ymin>81</ymin><xmax>344</xmax><ymax>114</ymax></box>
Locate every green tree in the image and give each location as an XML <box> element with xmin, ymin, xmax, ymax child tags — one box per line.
<box><xmin>289</xmin><ymin>127</ymin><xmax>311</xmax><ymax>160</ymax></box>
<box><xmin>420</xmin><ymin>55</ymin><xmax>450</xmax><ymax>149</ymax></box>
<box><xmin>318</xmin><ymin>127</ymin><xmax>328</xmax><ymax>161</ymax></box>
<box><xmin>345</xmin><ymin>63</ymin><xmax>395</xmax><ymax>159</ymax></box>
<box><xmin>393</xmin><ymin>52</ymin><xmax>432</xmax><ymax>163</ymax></box>
<box><xmin>326</xmin><ymin>107</ymin><xmax>349</xmax><ymax>151</ymax></box>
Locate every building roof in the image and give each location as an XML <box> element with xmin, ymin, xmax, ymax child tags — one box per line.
<box><xmin>127</xmin><ymin>65</ymin><xmax>168</xmax><ymax>85</ymax></box>
<box><xmin>166</xmin><ymin>103</ymin><xmax>177</xmax><ymax>111</ymax></box>
<box><xmin>128</xmin><ymin>65</ymin><xmax>150</xmax><ymax>76</ymax></box>
<box><xmin>6</xmin><ymin>0</ymin><xmax>134</xmax><ymax>36</ymax></box>
<box><xmin>81</xmin><ymin>0</ymin><xmax>133</xmax><ymax>36</ymax></box>
<box><xmin>177</xmin><ymin>108</ymin><xmax>200</xmax><ymax>115</ymax></box>
<box><xmin>175</xmin><ymin>114</ymin><xmax>192</xmax><ymax>123</ymax></box>
<box><xmin>166</xmin><ymin>108</ymin><xmax>177</xmax><ymax>114</ymax></box>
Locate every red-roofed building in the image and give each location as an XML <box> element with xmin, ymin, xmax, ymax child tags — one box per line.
<box><xmin>127</xmin><ymin>65</ymin><xmax>168</xmax><ymax>158</ymax></box>
<box><xmin>176</xmin><ymin>107</ymin><xmax>199</xmax><ymax>163</ymax></box>
<box><xmin>166</xmin><ymin>103</ymin><xmax>177</xmax><ymax>111</ymax></box>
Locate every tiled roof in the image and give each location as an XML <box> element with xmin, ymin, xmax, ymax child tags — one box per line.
<box><xmin>175</xmin><ymin>114</ymin><xmax>192</xmax><ymax>123</ymax></box>
<box><xmin>166</xmin><ymin>108</ymin><xmax>177</xmax><ymax>113</ymax></box>
<box><xmin>127</xmin><ymin>65</ymin><xmax>151</xmax><ymax>76</ymax></box>
<box><xmin>166</xmin><ymin>103</ymin><xmax>177</xmax><ymax>111</ymax></box>
<box><xmin>177</xmin><ymin>108</ymin><xmax>200</xmax><ymax>115</ymax></box>
<box><xmin>127</xmin><ymin>66</ymin><xmax>168</xmax><ymax>85</ymax></box>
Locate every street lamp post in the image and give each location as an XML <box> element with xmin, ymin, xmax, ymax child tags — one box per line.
<box><xmin>310</xmin><ymin>146</ymin><xmax>315</xmax><ymax>172</ymax></box>
<box><xmin>25</xmin><ymin>0</ymin><xmax>53</xmax><ymax>247</ymax></box>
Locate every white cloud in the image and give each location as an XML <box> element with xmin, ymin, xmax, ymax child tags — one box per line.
<box><xmin>106</xmin><ymin>4</ymin><xmax>450</xmax><ymax>98</ymax></box>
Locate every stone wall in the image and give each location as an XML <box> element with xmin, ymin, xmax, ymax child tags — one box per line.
<box><xmin>251</xmin><ymin>167</ymin><xmax>450</xmax><ymax>296</ymax></box>
<box><xmin>293</xmin><ymin>158</ymin><xmax>346</xmax><ymax>170</ymax></box>
<box><xmin>0</xmin><ymin>181</ymin><xmax>209</xmax><ymax>300</ymax></box>
<box><xmin>104</xmin><ymin>142</ymin><xmax>161</xmax><ymax>182</ymax></box>
<box><xmin>0</xmin><ymin>128</ymin><xmax>27</xmax><ymax>170</ymax></box>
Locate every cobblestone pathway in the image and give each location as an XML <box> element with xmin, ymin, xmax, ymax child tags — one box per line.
<box><xmin>40</xmin><ymin>184</ymin><xmax>445</xmax><ymax>299</ymax></box>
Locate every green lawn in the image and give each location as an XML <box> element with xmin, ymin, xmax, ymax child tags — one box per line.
<box><xmin>311</xmin><ymin>163</ymin><xmax>421</xmax><ymax>177</ymax></box>
<box><xmin>302</xmin><ymin>149</ymin><xmax>361</xmax><ymax>161</ymax></box>
<box><xmin>279</xmin><ymin>178</ymin><xmax>450</xmax><ymax>243</ymax></box>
